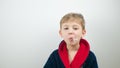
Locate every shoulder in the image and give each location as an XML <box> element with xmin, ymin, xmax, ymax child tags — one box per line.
<box><xmin>44</xmin><ymin>49</ymin><xmax>65</xmax><ymax>68</ymax></box>
<box><xmin>46</xmin><ymin>49</ymin><xmax>59</xmax><ymax>61</ymax></box>
<box><xmin>50</xmin><ymin>49</ymin><xmax>58</xmax><ymax>57</ymax></box>
<box><xmin>83</xmin><ymin>51</ymin><xmax>98</xmax><ymax>68</ymax></box>
<box><xmin>88</xmin><ymin>51</ymin><xmax>97</xmax><ymax>60</ymax></box>
<box><xmin>86</xmin><ymin>51</ymin><xmax>97</xmax><ymax>63</ymax></box>
<box><xmin>44</xmin><ymin>49</ymin><xmax>59</xmax><ymax>68</ymax></box>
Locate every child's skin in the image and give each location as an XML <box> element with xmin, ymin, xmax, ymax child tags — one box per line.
<box><xmin>59</xmin><ymin>21</ymin><xmax>86</xmax><ymax>63</ymax></box>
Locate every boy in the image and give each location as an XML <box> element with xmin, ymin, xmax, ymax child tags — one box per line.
<box><xmin>44</xmin><ymin>13</ymin><xmax>98</xmax><ymax>68</ymax></box>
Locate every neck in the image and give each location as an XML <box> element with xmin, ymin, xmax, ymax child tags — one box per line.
<box><xmin>67</xmin><ymin>43</ymin><xmax>80</xmax><ymax>51</ymax></box>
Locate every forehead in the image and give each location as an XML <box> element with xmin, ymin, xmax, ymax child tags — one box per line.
<box><xmin>62</xmin><ymin>21</ymin><xmax>82</xmax><ymax>27</ymax></box>
<box><xmin>61</xmin><ymin>17</ymin><xmax>82</xmax><ymax>25</ymax></box>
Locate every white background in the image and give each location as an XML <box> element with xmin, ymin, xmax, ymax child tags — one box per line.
<box><xmin>0</xmin><ymin>0</ymin><xmax>120</xmax><ymax>68</ymax></box>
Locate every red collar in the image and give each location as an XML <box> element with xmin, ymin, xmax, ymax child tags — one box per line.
<box><xmin>58</xmin><ymin>39</ymin><xmax>90</xmax><ymax>68</ymax></box>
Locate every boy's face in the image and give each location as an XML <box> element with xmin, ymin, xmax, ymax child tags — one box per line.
<box><xmin>59</xmin><ymin>21</ymin><xmax>86</xmax><ymax>46</ymax></box>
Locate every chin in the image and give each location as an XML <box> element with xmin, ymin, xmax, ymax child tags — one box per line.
<box><xmin>68</xmin><ymin>42</ymin><xmax>76</xmax><ymax>46</ymax></box>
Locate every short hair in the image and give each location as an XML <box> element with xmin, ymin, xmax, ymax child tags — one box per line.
<box><xmin>60</xmin><ymin>12</ymin><xmax>85</xmax><ymax>30</ymax></box>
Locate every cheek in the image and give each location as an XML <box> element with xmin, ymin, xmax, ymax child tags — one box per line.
<box><xmin>60</xmin><ymin>32</ymin><xmax>67</xmax><ymax>38</ymax></box>
<box><xmin>63</xmin><ymin>34</ymin><xmax>68</xmax><ymax>38</ymax></box>
<box><xmin>75</xmin><ymin>32</ymin><xmax>83</xmax><ymax>37</ymax></box>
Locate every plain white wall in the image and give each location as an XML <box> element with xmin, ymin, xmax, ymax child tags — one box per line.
<box><xmin>0</xmin><ymin>0</ymin><xmax>120</xmax><ymax>68</ymax></box>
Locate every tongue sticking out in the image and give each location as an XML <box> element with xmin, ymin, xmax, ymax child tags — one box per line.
<box><xmin>69</xmin><ymin>37</ymin><xmax>78</xmax><ymax>42</ymax></box>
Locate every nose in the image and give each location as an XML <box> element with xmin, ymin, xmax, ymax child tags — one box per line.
<box><xmin>68</xmin><ymin>28</ymin><xmax>74</xmax><ymax>34</ymax></box>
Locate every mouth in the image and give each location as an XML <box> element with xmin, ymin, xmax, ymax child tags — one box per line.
<box><xmin>69</xmin><ymin>38</ymin><xmax>73</xmax><ymax>41</ymax></box>
<box><xmin>69</xmin><ymin>37</ymin><xmax>78</xmax><ymax>42</ymax></box>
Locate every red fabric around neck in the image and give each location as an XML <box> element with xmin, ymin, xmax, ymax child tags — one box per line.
<box><xmin>58</xmin><ymin>39</ymin><xmax>90</xmax><ymax>68</ymax></box>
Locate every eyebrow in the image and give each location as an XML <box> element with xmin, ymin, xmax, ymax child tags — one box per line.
<box><xmin>62</xmin><ymin>25</ymin><xmax>79</xmax><ymax>28</ymax></box>
<box><xmin>70</xmin><ymin>24</ymin><xmax>79</xmax><ymax>27</ymax></box>
<box><xmin>62</xmin><ymin>25</ymin><xmax>68</xmax><ymax>27</ymax></box>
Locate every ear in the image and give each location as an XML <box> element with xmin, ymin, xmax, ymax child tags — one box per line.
<box><xmin>59</xmin><ymin>30</ymin><xmax>62</xmax><ymax>38</ymax></box>
<box><xmin>82</xmin><ymin>29</ymin><xmax>86</xmax><ymax>38</ymax></box>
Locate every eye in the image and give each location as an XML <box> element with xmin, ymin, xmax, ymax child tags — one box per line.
<box><xmin>73</xmin><ymin>27</ymin><xmax>79</xmax><ymax>30</ymax></box>
<box><xmin>64</xmin><ymin>27</ymin><xmax>69</xmax><ymax>30</ymax></box>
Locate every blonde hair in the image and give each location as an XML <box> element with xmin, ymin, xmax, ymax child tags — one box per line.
<box><xmin>60</xmin><ymin>12</ymin><xmax>85</xmax><ymax>30</ymax></box>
